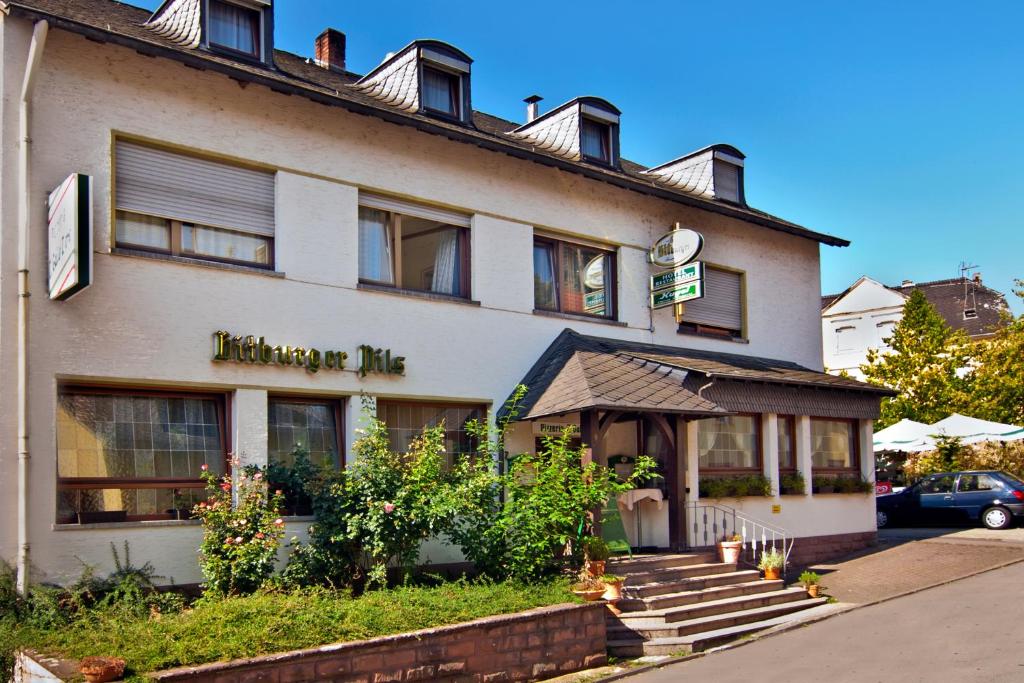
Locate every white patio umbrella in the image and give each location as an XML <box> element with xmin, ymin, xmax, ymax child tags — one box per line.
<box><xmin>929</xmin><ymin>413</ymin><xmax>1024</xmax><ymax>446</ymax></box>
<box><xmin>873</xmin><ymin>418</ymin><xmax>934</xmax><ymax>453</ymax></box>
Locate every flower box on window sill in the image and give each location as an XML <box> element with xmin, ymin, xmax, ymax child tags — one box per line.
<box><xmin>699</xmin><ymin>474</ymin><xmax>772</xmax><ymax>499</ymax></box>
<box><xmin>164</xmin><ymin>508</ymin><xmax>196</xmax><ymax>521</ymax></box>
<box><xmin>812</xmin><ymin>474</ymin><xmax>873</xmax><ymax>494</ymax></box>
<box><xmin>779</xmin><ymin>472</ymin><xmax>806</xmax><ymax>496</ymax></box>
<box><xmin>77</xmin><ymin>511</ymin><xmax>127</xmax><ymax>525</ymax></box>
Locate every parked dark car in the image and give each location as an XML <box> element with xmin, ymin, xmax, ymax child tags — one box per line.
<box><xmin>876</xmin><ymin>470</ymin><xmax>1024</xmax><ymax>530</ymax></box>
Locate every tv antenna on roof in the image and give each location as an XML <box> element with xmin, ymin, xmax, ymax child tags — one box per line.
<box><xmin>959</xmin><ymin>261</ymin><xmax>980</xmax><ymax>320</ymax></box>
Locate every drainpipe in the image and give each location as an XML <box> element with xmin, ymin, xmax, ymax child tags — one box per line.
<box><xmin>16</xmin><ymin>18</ymin><xmax>49</xmax><ymax>596</ymax></box>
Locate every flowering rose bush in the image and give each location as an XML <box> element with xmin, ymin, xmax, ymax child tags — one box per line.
<box><xmin>194</xmin><ymin>461</ymin><xmax>285</xmax><ymax>596</ymax></box>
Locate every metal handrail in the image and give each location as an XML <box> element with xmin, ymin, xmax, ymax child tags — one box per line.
<box><xmin>688</xmin><ymin>501</ymin><xmax>794</xmax><ymax>575</ymax></box>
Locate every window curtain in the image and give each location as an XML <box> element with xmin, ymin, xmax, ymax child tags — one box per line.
<box><xmin>423</xmin><ymin>67</ymin><xmax>457</xmax><ymax>114</ymax></box>
<box><xmin>431</xmin><ymin>228</ymin><xmax>460</xmax><ymax>295</ymax></box>
<box><xmin>533</xmin><ymin>243</ymin><xmax>557</xmax><ymax>309</ymax></box>
<box><xmin>210</xmin><ymin>1</ymin><xmax>259</xmax><ymax>56</ymax></box>
<box><xmin>358</xmin><ymin>208</ymin><xmax>394</xmax><ymax>284</ymax></box>
<box><xmin>581</xmin><ymin>120</ymin><xmax>609</xmax><ymax>160</ymax></box>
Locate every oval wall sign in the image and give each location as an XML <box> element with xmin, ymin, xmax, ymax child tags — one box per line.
<box><xmin>650</xmin><ymin>228</ymin><xmax>704</xmax><ymax>269</ymax></box>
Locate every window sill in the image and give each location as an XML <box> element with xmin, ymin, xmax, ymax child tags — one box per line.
<box><xmin>53</xmin><ymin>519</ymin><xmax>201</xmax><ymax>531</ymax></box>
<box><xmin>677</xmin><ymin>328</ymin><xmax>749</xmax><ymax>344</ymax></box>
<box><xmin>111</xmin><ymin>248</ymin><xmax>285</xmax><ymax>278</ymax></box>
<box><xmin>532</xmin><ymin>309</ymin><xmax>626</xmax><ymax>327</ymax></box>
<box><xmin>357</xmin><ymin>282</ymin><xmax>480</xmax><ymax>306</ymax></box>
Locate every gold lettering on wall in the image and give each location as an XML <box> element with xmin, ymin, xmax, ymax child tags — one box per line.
<box><xmin>211</xmin><ymin>331</ymin><xmax>402</xmax><ymax>377</ymax></box>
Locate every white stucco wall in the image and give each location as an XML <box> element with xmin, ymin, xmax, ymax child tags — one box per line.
<box><xmin>822</xmin><ymin>278</ymin><xmax>906</xmax><ymax>378</ymax></box>
<box><xmin>0</xmin><ymin>18</ymin><xmax>852</xmax><ymax>585</ymax></box>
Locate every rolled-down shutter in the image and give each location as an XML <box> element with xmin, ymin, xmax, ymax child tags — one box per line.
<box><xmin>684</xmin><ymin>267</ymin><xmax>743</xmax><ymax>331</ymax></box>
<box><xmin>359</xmin><ymin>192</ymin><xmax>471</xmax><ymax>227</ymax></box>
<box><xmin>115</xmin><ymin>141</ymin><xmax>275</xmax><ymax>236</ymax></box>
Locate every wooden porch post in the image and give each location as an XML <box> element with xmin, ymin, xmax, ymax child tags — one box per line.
<box><xmin>674</xmin><ymin>415</ymin><xmax>688</xmax><ymax>550</ymax></box>
<box><xmin>580</xmin><ymin>409</ymin><xmax>602</xmax><ymax>535</ymax></box>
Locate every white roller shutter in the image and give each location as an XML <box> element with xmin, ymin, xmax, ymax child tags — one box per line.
<box><xmin>115</xmin><ymin>141</ymin><xmax>275</xmax><ymax>236</ymax></box>
<box><xmin>684</xmin><ymin>267</ymin><xmax>743</xmax><ymax>331</ymax></box>
<box><xmin>359</xmin><ymin>192</ymin><xmax>470</xmax><ymax>227</ymax></box>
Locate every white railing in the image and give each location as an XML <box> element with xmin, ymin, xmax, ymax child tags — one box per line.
<box><xmin>688</xmin><ymin>501</ymin><xmax>794</xmax><ymax>575</ymax></box>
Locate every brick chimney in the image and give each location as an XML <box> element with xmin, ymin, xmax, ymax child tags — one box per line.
<box><xmin>315</xmin><ymin>28</ymin><xmax>346</xmax><ymax>73</ymax></box>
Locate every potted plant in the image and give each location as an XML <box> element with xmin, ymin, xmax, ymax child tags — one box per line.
<box><xmin>600</xmin><ymin>574</ymin><xmax>625</xmax><ymax>602</ymax></box>
<box><xmin>799</xmin><ymin>570</ymin><xmax>823</xmax><ymax>598</ymax></box>
<box><xmin>570</xmin><ymin>576</ymin><xmax>606</xmax><ymax>602</ymax></box>
<box><xmin>757</xmin><ymin>548</ymin><xmax>785</xmax><ymax>581</ymax></box>
<box><xmin>717</xmin><ymin>533</ymin><xmax>743</xmax><ymax>564</ymax></box>
<box><xmin>79</xmin><ymin>656</ymin><xmax>126</xmax><ymax>683</ymax></box>
<box><xmin>582</xmin><ymin>536</ymin><xmax>610</xmax><ymax>577</ymax></box>
<box><xmin>165</xmin><ymin>488</ymin><xmax>194</xmax><ymax>520</ymax></box>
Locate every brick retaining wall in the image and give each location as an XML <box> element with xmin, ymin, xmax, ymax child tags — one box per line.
<box><xmin>788</xmin><ymin>531</ymin><xmax>877</xmax><ymax>566</ymax></box>
<box><xmin>150</xmin><ymin>602</ymin><xmax>606</xmax><ymax>682</ymax></box>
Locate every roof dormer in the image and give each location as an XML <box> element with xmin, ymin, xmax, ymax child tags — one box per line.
<box><xmin>145</xmin><ymin>0</ymin><xmax>275</xmax><ymax>67</ymax></box>
<box><xmin>644</xmin><ymin>144</ymin><xmax>746</xmax><ymax>204</ymax></box>
<box><xmin>355</xmin><ymin>41</ymin><xmax>473</xmax><ymax>125</ymax></box>
<box><xmin>510</xmin><ymin>97</ymin><xmax>621</xmax><ymax>168</ymax></box>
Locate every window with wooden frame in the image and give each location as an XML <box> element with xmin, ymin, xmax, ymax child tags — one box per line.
<box><xmin>678</xmin><ymin>265</ymin><xmax>744</xmax><ymax>339</ymax></box>
<box><xmin>810</xmin><ymin>418</ymin><xmax>859</xmax><ymax>472</ymax></box>
<box><xmin>777</xmin><ymin>415</ymin><xmax>797</xmax><ymax>472</ymax></box>
<box><xmin>114</xmin><ymin>140</ymin><xmax>275</xmax><ymax>269</ymax></box>
<box><xmin>56</xmin><ymin>387</ymin><xmax>228</xmax><ymax>524</ymax></box>
<box><xmin>533</xmin><ymin>236</ymin><xmax>616</xmax><ymax>319</ymax></box>
<box><xmin>697</xmin><ymin>414</ymin><xmax>761</xmax><ymax>472</ymax></box>
<box><xmin>580</xmin><ymin>118</ymin><xmax>612</xmax><ymax>164</ymax></box>
<box><xmin>267</xmin><ymin>397</ymin><xmax>343</xmax><ymax>469</ymax></box>
<box><xmin>421</xmin><ymin>64</ymin><xmax>462</xmax><ymax>119</ymax></box>
<box><xmin>375</xmin><ymin>400</ymin><xmax>486</xmax><ymax>468</ymax></box>
<box><xmin>358</xmin><ymin>195</ymin><xmax>471</xmax><ymax>299</ymax></box>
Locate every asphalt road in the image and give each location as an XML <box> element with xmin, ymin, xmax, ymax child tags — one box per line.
<box><xmin>626</xmin><ymin>560</ymin><xmax>1024</xmax><ymax>683</ymax></box>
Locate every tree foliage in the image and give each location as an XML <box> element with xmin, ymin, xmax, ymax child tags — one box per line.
<box><xmin>969</xmin><ymin>279</ymin><xmax>1024</xmax><ymax>425</ymax></box>
<box><xmin>861</xmin><ymin>289</ymin><xmax>974</xmax><ymax>428</ymax></box>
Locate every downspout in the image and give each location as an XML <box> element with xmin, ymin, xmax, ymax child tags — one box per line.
<box><xmin>16</xmin><ymin>18</ymin><xmax>49</xmax><ymax>596</ymax></box>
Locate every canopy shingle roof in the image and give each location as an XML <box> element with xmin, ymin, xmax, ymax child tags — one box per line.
<box><xmin>506</xmin><ymin>330</ymin><xmax>892</xmax><ymax>422</ymax></box>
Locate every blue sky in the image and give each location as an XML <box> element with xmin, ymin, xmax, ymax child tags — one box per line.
<box><xmin>136</xmin><ymin>0</ymin><xmax>1023</xmax><ymax>312</ymax></box>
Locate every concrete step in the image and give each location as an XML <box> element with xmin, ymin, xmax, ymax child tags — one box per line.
<box><xmin>616</xmin><ymin>579</ymin><xmax>783</xmax><ymax>613</ymax></box>
<box><xmin>606</xmin><ymin>598</ymin><xmax>829</xmax><ymax>657</ymax></box>
<box><xmin>613</xmin><ymin>586</ymin><xmax>804</xmax><ymax>624</ymax></box>
<box><xmin>608</xmin><ymin>552</ymin><xmax>716</xmax><ymax>573</ymax></box>
<box><xmin>624</xmin><ymin>568</ymin><xmax>757</xmax><ymax>599</ymax></box>
<box><xmin>622</xmin><ymin>562</ymin><xmax>739</xmax><ymax>590</ymax></box>
<box><xmin>607</xmin><ymin>594</ymin><xmax>818</xmax><ymax>640</ymax></box>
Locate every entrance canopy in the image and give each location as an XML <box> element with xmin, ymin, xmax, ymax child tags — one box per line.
<box><xmin>873</xmin><ymin>413</ymin><xmax>1024</xmax><ymax>453</ymax></box>
<box><xmin>503</xmin><ymin>329</ymin><xmax>892</xmax><ymax>422</ymax></box>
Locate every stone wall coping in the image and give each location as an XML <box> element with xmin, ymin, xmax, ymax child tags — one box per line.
<box><xmin>150</xmin><ymin>601</ymin><xmax>600</xmax><ymax>680</ymax></box>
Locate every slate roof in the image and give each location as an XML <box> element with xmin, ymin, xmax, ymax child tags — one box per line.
<box><xmin>821</xmin><ymin>277</ymin><xmax>1009</xmax><ymax>339</ymax></box>
<box><xmin>145</xmin><ymin>0</ymin><xmax>200</xmax><ymax>48</ymax></box>
<box><xmin>6</xmin><ymin>0</ymin><xmax>850</xmax><ymax>247</ymax></box>
<box><xmin>506</xmin><ymin>330</ymin><xmax>892</xmax><ymax>422</ymax></box>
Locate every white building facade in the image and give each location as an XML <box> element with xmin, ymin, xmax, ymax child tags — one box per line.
<box><xmin>1</xmin><ymin>0</ymin><xmax>886</xmax><ymax>587</ymax></box>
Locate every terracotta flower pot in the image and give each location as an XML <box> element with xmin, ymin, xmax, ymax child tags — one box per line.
<box><xmin>718</xmin><ymin>540</ymin><xmax>742</xmax><ymax>564</ymax></box>
<box><xmin>586</xmin><ymin>560</ymin><xmax>606</xmax><ymax>577</ymax></box>
<box><xmin>601</xmin><ymin>580</ymin><xmax>624</xmax><ymax>602</ymax></box>
<box><xmin>807</xmin><ymin>584</ymin><xmax>820</xmax><ymax>598</ymax></box>
<box><xmin>79</xmin><ymin>656</ymin><xmax>126</xmax><ymax>683</ymax></box>
<box><xmin>763</xmin><ymin>566</ymin><xmax>781</xmax><ymax>581</ymax></box>
<box><xmin>572</xmin><ymin>588</ymin><xmax>606</xmax><ymax>602</ymax></box>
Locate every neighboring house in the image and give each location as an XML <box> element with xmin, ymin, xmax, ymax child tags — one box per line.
<box><xmin>0</xmin><ymin>0</ymin><xmax>887</xmax><ymax>588</ymax></box>
<box><xmin>821</xmin><ymin>275</ymin><xmax>1009</xmax><ymax>379</ymax></box>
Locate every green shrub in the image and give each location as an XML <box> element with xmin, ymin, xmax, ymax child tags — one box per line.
<box><xmin>582</xmin><ymin>536</ymin><xmax>610</xmax><ymax>562</ymax></box>
<box><xmin>195</xmin><ymin>463</ymin><xmax>285</xmax><ymax>596</ymax></box>
<box><xmin>266</xmin><ymin>445</ymin><xmax>321</xmax><ymax>516</ymax></box>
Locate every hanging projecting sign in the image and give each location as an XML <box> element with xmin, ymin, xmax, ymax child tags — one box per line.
<box><xmin>651</xmin><ymin>261</ymin><xmax>704</xmax><ymax>292</ymax></box>
<box><xmin>47</xmin><ymin>173</ymin><xmax>92</xmax><ymax>301</ymax></box>
<box><xmin>651</xmin><ymin>280</ymin><xmax>703</xmax><ymax>309</ymax></box>
<box><xmin>649</xmin><ymin>227</ymin><xmax>704</xmax><ymax>269</ymax></box>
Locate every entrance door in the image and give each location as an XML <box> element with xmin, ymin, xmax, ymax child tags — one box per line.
<box><xmin>640</xmin><ymin>415</ymin><xmax>681</xmax><ymax>550</ymax></box>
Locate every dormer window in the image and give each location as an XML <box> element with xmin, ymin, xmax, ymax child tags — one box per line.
<box><xmin>713</xmin><ymin>162</ymin><xmax>741</xmax><ymax>203</ymax></box>
<box><xmin>581</xmin><ymin>118</ymin><xmax>611</xmax><ymax>163</ymax></box>
<box><xmin>209</xmin><ymin>0</ymin><xmax>261</xmax><ymax>57</ymax></box>
<box><xmin>422</xmin><ymin>65</ymin><xmax>461</xmax><ymax>118</ymax></box>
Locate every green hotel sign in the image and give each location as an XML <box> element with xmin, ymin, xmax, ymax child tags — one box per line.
<box><xmin>650</xmin><ymin>262</ymin><xmax>703</xmax><ymax>292</ymax></box>
<box><xmin>212</xmin><ymin>331</ymin><xmax>405</xmax><ymax>377</ymax></box>
<box><xmin>650</xmin><ymin>281</ymin><xmax>704</xmax><ymax>309</ymax></box>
